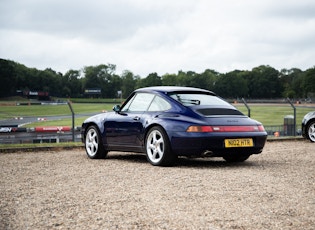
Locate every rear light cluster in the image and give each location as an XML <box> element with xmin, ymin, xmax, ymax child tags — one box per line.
<box><xmin>186</xmin><ymin>125</ymin><xmax>265</xmax><ymax>132</ymax></box>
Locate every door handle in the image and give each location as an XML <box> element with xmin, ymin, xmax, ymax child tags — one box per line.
<box><xmin>133</xmin><ymin>116</ymin><xmax>140</xmax><ymax>121</ymax></box>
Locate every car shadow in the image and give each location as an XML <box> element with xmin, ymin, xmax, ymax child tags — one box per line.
<box><xmin>106</xmin><ymin>153</ymin><xmax>148</xmax><ymax>163</ymax></box>
<box><xmin>176</xmin><ymin>157</ymin><xmax>259</xmax><ymax>168</ymax></box>
<box><xmin>105</xmin><ymin>152</ymin><xmax>260</xmax><ymax>168</ymax></box>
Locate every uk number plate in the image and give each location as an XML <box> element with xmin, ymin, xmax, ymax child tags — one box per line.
<box><xmin>224</xmin><ymin>138</ymin><xmax>253</xmax><ymax>148</ymax></box>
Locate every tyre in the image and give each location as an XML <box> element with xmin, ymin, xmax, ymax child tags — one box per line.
<box><xmin>84</xmin><ymin>125</ymin><xmax>107</xmax><ymax>159</ymax></box>
<box><xmin>223</xmin><ymin>154</ymin><xmax>250</xmax><ymax>162</ymax></box>
<box><xmin>306</xmin><ymin>121</ymin><xmax>315</xmax><ymax>142</ymax></box>
<box><xmin>145</xmin><ymin>126</ymin><xmax>176</xmax><ymax>166</ymax></box>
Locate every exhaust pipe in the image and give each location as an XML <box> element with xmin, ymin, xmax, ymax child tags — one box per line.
<box><xmin>201</xmin><ymin>150</ymin><xmax>214</xmax><ymax>157</ymax></box>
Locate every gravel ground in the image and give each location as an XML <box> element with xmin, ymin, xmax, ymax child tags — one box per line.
<box><xmin>0</xmin><ymin>140</ymin><xmax>314</xmax><ymax>230</ymax></box>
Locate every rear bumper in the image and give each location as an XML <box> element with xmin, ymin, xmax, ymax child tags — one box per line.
<box><xmin>169</xmin><ymin>132</ymin><xmax>267</xmax><ymax>157</ymax></box>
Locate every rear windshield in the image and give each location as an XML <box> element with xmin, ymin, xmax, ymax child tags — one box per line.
<box><xmin>168</xmin><ymin>92</ymin><xmax>231</xmax><ymax>106</ymax></box>
<box><xmin>168</xmin><ymin>92</ymin><xmax>244</xmax><ymax>116</ymax></box>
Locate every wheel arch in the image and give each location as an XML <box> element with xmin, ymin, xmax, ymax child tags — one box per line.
<box><xmin>83</xmin><ymin>122</ymin><xmax>103</xmax><ymax>141</ymax></box>
<box><xmin>144</xmin><ymin>123</ymin><xmax>170</xmax><ymax>140</ymax></box>
<box><xmin>143</xmin><ymin>123</ymin><xmax>174</xmax><ymax>150</ymax></box>
<box><xmin>144</xmin><ymin>124</ymin><xmax>177</xmax><ymax>166</ymax></box>
<box><xmin>306</xmin><ymin>118</ymin><xmax>315</xmax><ymax>127</ymax></box>
<box><xmin>305</xmin><ymin>118</ymin><xmax>315</xmax><ymax>142</ymax></box>
<box><xmin>83</xmin><ymin>122</ymin><xmax>108</xmax><ymax>159</ymax></box>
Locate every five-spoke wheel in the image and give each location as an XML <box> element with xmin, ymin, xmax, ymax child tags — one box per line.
<box><xmin>145</xmin><ymin>126</ymin><xmax>176</xmax><ymax>166</ymax></box>
<box><xmin>307</xmin><ymin>121</ymin><xmax>315</xmax><ymax>142</ymax></box>
<box><xmin>85</xmin><ymin>125</ymin><xmax>107</xmax><ymax>159</ymax></box>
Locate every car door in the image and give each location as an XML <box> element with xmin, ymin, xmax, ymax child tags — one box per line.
<box><xmin>105</xmin><ymin>92</ymin><xmax>155</xmax><ymax>149</ymax></box>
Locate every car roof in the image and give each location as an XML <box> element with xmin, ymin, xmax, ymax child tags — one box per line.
<box><xmin>135</xmin><ymin>86</ymin><xmax>216</xmax><ymax>95</ymax></box>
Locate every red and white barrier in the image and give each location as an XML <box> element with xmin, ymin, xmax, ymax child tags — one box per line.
<box><xmin>35</xmin><ymin>126</ymin><xmax>71</xmax><ymax>132</ymax></box>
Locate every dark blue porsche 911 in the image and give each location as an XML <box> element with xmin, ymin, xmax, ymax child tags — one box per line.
<box><xmin>81</xmin><ymin>86</ymin><xmax>267</xmax><ymax>166</ymax></box>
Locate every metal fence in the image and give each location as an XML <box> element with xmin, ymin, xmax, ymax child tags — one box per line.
<box><xmin>0</xmin><ymin>125</ymin><xmax>302</xmax><ymax>145</ymax></box>
<box><xmin>0</xmin><ymin>130</ymin><xmax>82</xmax><ymax>144</ymax></box>
<box><xmin>264</xmin><ymin>125</ymin><xmax>301</xmax><ymax>137</ymax></box>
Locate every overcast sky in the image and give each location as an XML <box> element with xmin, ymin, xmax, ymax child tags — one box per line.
<box><xmin>1</xmin><ymin>0</ymin><xmax>315</xmax><ymax>77</ymax></box>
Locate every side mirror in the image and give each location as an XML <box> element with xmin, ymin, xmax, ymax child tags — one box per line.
<box><xmin>113</xmin><ymin>105</ymin><xmax>121</xmax><ymax>112</ymax></box>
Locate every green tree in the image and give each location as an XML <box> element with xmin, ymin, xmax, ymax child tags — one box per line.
<box><xmin>121</xmin><ymin>70</ymin><xmax>136</xmax><ymax>98</ymax></box>
<box><xmin>191</xmin><ymin>70</ymin><xmax>217</xmax><ymax>90</ymax></box>
<box><xmin>200</xmin><ymin>69</ymin><xmax>220</xmax><ymax>92</ymax></box>
<box><xmin>40</xmin><ymin>68</ymin><xmax>63</xmax><ymax>96</ymax></box>
<box><xmin>249</xmin><ymin>65</ymin><xmax>281</xmax><ymax>98</ymax></box>
<box><xmin>110</xmin><ymin>74</ymin><xmax>122</xmax><ymax>98</ymax></box>
<box><xmin>162</xmin><ymin>73</ymin><xmax>178</xmax><ymax>86</ymax></box>
<box><xmin>279</xmin><ymin>68</ymin><xmax>303</xmax><ymax>98</ymax></box>
<box><xmin>0</xmin><ymin>59</ymin><xmax>17</xmax><ymax>97</ymax></box>
<box><xmin>137</xmin><ymin>72</ymin><xmax>162</xmax><ymax>88</ymax></box>
<box><xmin>83</xmin><ymin>64</ymin><xmax>117</xmax><ymax>97</ymax></box>
<box><xmin>63</xmin><ymin>70</ymin><xmax>82</xmax><ymax>97</ymax></box>
<box><xmin>302</xmin><ymin>67</ymin><xmax>315</xmax><ymax>98</ymax></box>
<box><xmin>214</xmin><ymin>70</ymin><xmax>248</xmax><ymax>98</ymax></box>
<box><xmin>177</xmin><ymin>70</ymin><xmax>189</xmax><ymax>86</ymax></box>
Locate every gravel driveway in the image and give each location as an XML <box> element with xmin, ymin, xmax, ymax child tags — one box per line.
<box><xmin>1</xmin><ymin>140</ymin><xmax>314</xmax><ymax>229</ymax></box>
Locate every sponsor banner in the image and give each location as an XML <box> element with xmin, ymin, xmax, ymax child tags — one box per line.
<box><xmin>0</xmin><ymin>127</ymin><xmax>27</xmax><ymax>133</ymax></box>
<box><xmin>35</xmin><ymin>126</ymin><xmax>71</xmax><ymax>132</ymax></box>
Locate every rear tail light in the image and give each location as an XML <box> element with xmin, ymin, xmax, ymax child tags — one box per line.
<box><xmin>186</xmin><ymin>125</ymin><xmax>265</xmax><ymax>132</ymax></box>
<box><xmin>257</xmin><ymin>125</ymin><xmax>265</xmax><ymax>132</ymax></box>
<box><xmin>186</xmin><ymin>126</ymin><xmax>213</xmax><ymax>132</ymax></box>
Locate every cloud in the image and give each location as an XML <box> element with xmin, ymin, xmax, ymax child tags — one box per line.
<box><xmin>1</xmin><ymin>0</ymin><xmax>315</xmax><ymax>76</ymax></box>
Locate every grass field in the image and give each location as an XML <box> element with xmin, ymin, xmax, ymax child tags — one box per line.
<box><xmin>0</xmin><ymin>103</ymin><xmax>113</xmax><ymax>118</ymax></box>
<box><xmin>0</xmin><ymin>103</ymin><xmax>115</xmax><ymax>127</ymax></box>
<box><xmin>234</xmin><ymin>104</ymin><xmax>315</xmax><ymax>126</ymax></box>
<box><xmin>1</xmin><ymin>102</ymin><xmax>314</xmax><ymax>127</ymax></box>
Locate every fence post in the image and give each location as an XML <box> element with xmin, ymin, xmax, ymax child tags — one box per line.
<box><xmin>286</xmin><ymin>98</ymin><xmax>296</xmax><ymax>136</ymax></box>
<box><xmin>242</xmin><ymin>98</ymin><xmax>251</xmax><ymax>117</ymax></box>
<box><xmin>67</xmin><ymin>101</ymin><xmax>75</xmax><ymax>142</ymax></box>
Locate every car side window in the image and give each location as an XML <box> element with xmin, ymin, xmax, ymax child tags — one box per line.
<box><xmin>125</xmin><ymin>93</ymin><xmax>155</xmax><ymax>112</ymax></box>
<box><xmin>121</xmin><ymin>94</ymin><xmax>135</xmax><ymax>112</ymax></box>
<box><xmin>148</xmin><ymin>96</ymin><xmax>171</xmax><ymax>111</ymax></box>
